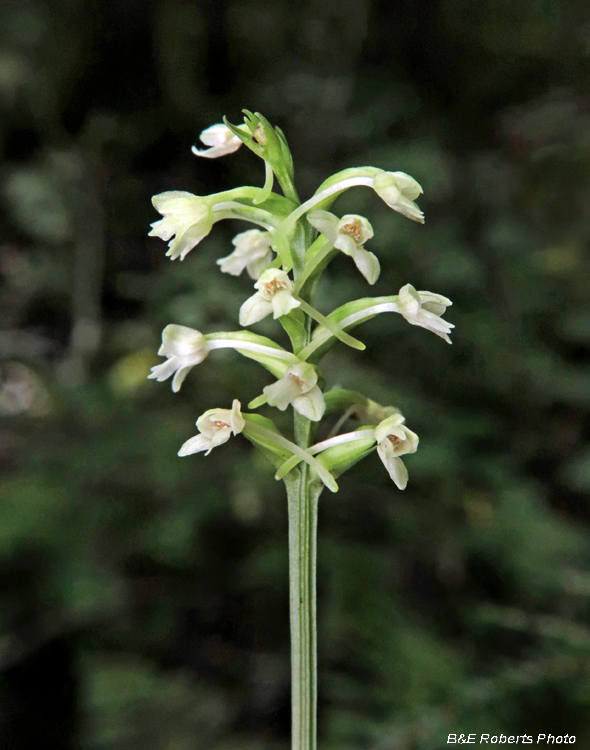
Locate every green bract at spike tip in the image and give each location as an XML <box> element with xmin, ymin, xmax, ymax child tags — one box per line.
<box><xmin>223</xmin><ymin>115</ymin><xmax>264</xmax><ymax>158</ymax></box>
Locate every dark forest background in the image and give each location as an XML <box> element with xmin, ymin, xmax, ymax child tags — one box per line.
<box><xmin>1</xmin><ymin>0</ymin><xmax>590</xmax><ymax>748</ymax></box>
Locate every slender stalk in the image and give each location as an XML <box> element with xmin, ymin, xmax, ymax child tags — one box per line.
<box><xmin>285</xmin><ymin>420</ymin><xmax>321</xmax><ymax>750</ymax></box>
<box><xmin>284</xmin><ymin>207</ymin><xmax>320</xmax><ymax>750</ymax></box>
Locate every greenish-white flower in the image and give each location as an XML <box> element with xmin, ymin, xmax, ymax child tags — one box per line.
<box><xmin>375</xmin><ymin>413</ymin><xmax>419</xmax><ymax>490</ymax></box>
<box><xmin>397</xmin><ymin>283</ymin><xmax>454</xmax><ymax>343</ymax></box>
<box><xmin>217</xmin><ymin>229</ymin><xmax>274</xmax><ymax>279</ymax></box>
<box><xmin>148</xmin><ymin>324</ymin><xmax>210</xmax><ymax>392</ymax></box>
<box><xmin>239</xmin><ymin>268</ymin><xmax>301</xmax><ymax>325</ymax></box>
<box><xmin>178</xmin><ymin>400</ymin><xmax>245</xmax><ymax>456</ymax></box>
<box><xmin>149</xmin><ymin>191</ymin><xmax>214</xmax><ymax>260</ymax></box>
<box><xmin>263</xmin><ymin>362</ymin><xmax>325</xmax><ymax>421</ymax></box>
<box><xmin>307</xmin><ymin>210</ymin><xmax>381</xmax><ymax>284</ymax></box>
<box><xmin>191</xmin><ymin>124</ymin><xmax>243</xmax><ymax>159</ymax></box>
<box><xmin>373</xmin><ymin>171</ymin><xmax>424</xmax><ymax>223</ymax></box>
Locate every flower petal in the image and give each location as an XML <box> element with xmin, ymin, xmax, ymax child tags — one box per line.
<box><xmin>376</xmin><ymin>445</ymin><xmax>409</xmax><ymax>489</ymax></box>
<box><xmin>167</xmin><ymin>222</ymin><xmax>213</xmax><ymax>261</ymax></box>
<box><xmin>306</xmin><ymin>210</ymin><xmax>338</xmax><ymax>242</ymax></box>
<box><xmin>292</xmin><ymin>386</ymin><xmax>326</xmax><ymax>422</ymax></box>
<box><xmin>172</xmin><ymin>366</ymin><xmax>192</xmax><ymax>392</ymax></box>
<box><xmin>271</xmin><ymin>289</ymin><xmax>301</xmax><ymax>318</ymax></box>
<box><xmin>263</xmin><ymin>375</ymin><xmax>303</xmax><ymax>411</ymax></box>
<box><xmin>148</xmin><ymin>358</ymin><xmax>179</xmax><ymax>382</ymax></box>
<box><xmin>246</xmin><ymin>251</ymin><xmax>273</xmax><ymax>279</ymax></box>
<box><xmin>216</xmin><ymin>250</ymin><xmax>250</xmax><ymax>276</ymax></box>
<box><xmin>230</xmin><ymin>399</ymin><xmax>246</xmax><ymax>435</ymax></box>
<box><xmin>350</xmin><ymin>247</ymin><xmax>381</xmax><ymax>285</ymax></box>
<box><xmin>178</xmin><ymin>434</ymin><xmax>212</xmax><ymax>456</ymax></box>
<box><xmin>161</xmin><ymin>324</ymin><xmax>207</xmax><ymax>358</ymax></box>
<box><xmin>239</xmin><ymin>293</ymin><xmax>274</xmax><ymax>326</ymax></box>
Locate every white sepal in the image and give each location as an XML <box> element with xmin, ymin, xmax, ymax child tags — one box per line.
<box><xmin>239</xmin><ymin>293</ymin><xmax>274</xmax><ymax>326</ymax></box>
<box><xmin>292</xmin><ymin>385</ymin><xmax>325</xmax><ymax>421</ymax></box>
<box><xmin>191</xmin><ymin>124</ymin><xmax>243</xmax><ymax>159</ymax></box>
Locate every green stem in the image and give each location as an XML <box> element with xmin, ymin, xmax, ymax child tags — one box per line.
<box><xmin>284</xmin><ymin>224</ymin><xmax>320</xmax><ymax>750</ymax></box>
<box><xmin>284</xmin><ymin>420</ymin><xmax>321</xmax><ymax>750</ymax></box>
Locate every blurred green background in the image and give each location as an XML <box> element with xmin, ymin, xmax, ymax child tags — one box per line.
<box><xmin>1</xmin><ymin>0</ymin><xmax>590</xmax><ymax>748</ymax></box>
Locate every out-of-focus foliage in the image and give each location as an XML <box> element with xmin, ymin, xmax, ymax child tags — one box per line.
<box><xmin>1</xmin><ymin>0</ymin><xmax>590</xmax><ymax>748</ymax></box>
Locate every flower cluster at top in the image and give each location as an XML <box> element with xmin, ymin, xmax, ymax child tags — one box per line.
<box><xmin>148</xmin><ymin>112</ymin><xmax>454</xmax><ymax>493</ymax></box>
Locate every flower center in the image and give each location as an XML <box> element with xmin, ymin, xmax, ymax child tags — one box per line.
<box><xmin>387</xmin><ymin>435</ymin><xmax>401</xmax><ymax>446</ymax></box>
<box><xmin>290</xmin><ymin>374</ymin><xmax>304</xmax><ymax>387</ymax></box>
<box><xmin>253</xmin><ymin>125</ymin><xmax>267</xmax><ymax>145</ymax></box>
<box><xmin>264</xmin><ymin>279</ymin><xmax>288</xmax><ymax>295</ymax></box>
<box><xmin>214</xmin><ymin>420</ymin><xmax>229</xmax><ymax>431</ymax></box>
<box><xmin>340</xmin><ymin>223</ymin><xmax>362</xmax><ymax>242</ymax></box>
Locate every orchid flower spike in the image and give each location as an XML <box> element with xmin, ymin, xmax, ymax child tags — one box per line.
<box><xmin>148</xmin><ymin>324</ymin><xmax>209</xmax><ymax>392</ymax></box>
<box><xmin>397</xmin><ymin>284</ymin><xmax>454</xmax><ymax>343</ymax></box>
<box><xmin>217</xmin><ymin>229</ymin><xmax>274</xmax><ymax>279</ymax></box>
<box><xmin>263</xmin><ymin>362</ymin><xmax>325</xmax><ymax>422</ymax></box>
<box><xmin>307</xmin><ymin>210</ymin><xmax>381</xmax><ymax>285</ymax></box>
<box><xmin>373</xmin><ymin>171</ymin><xmax>424</xmax><ymax>223</ymax></box>
<box><xmin>375</xmin><ymin>413</ymin><xmax>419</xmax><ymax>490</ymax></box>
<box><xmin>178</xmin><ymin>400</ymin><xmax>245</xmax><ymax>456</ymax></box>
<box><xmin>191</xmin><ymin>123</ymin><xmax>244</xmax><ymax>159</ymax></box>
<box><xmin>239</xmin><ymin>268</ymin><xmax>300</xmax><ymax>326</ymax></box>
<box><xmin>149</xmin><ymin>191</ymin><xmax>215</xmax><ymax>261</ymax></box>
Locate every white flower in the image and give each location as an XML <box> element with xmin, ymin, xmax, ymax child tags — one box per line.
<box><xmin>375</xmin><ymin>413</ymin><xmax>419</xmax><ymax>490</ymax></box>
<box><xmin>263</xmin><ymin>362</ymin><xmax>325</xmax><ymax>421</ymax></box>
<box><xmin>191</xmin><ymin>124</ymin><xmax>243</xmax><ymax>159</ymax></box>
<box><xmin>148</xmin><ymin>324</ymin><xmax>209</xmax><ymax>392</ymax></box>
<box><xmin>397</xmin><ymin>284</ymin><xmax>454</xmax><ymax>343</ymax></box>
<box><xmin>373</xmin><ymin>171</ymin><xmax>424</xmax><ymax>223</ymax></box>
<box><xmin>307</xmin><ymin>210</ymin><xmax>381</xmax><ymax>284</ymax></box>
<box><xmin>149</xmin><ymin>191</ymin><xmax>214</xmax><ymax>260</ymax></box>
<box><xmin>217</xmin><ymin>229</ymin><xmax>274</xmax><ymax>279</ymax></box>
<box><xmin>239</xmin><ymin>268</ymin><xmax>301</xmax><ymax>326</ymax></box>
<box><xmin>178</xmin><ymin>400</ymin><xmax>245</xmax><ymax>456</ymax></box>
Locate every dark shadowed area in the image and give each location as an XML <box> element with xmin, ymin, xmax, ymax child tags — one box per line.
<box><xmin>1</xmin><ymin>0</ymin><xmax>590</xmax><ymax>748</ymax></box>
